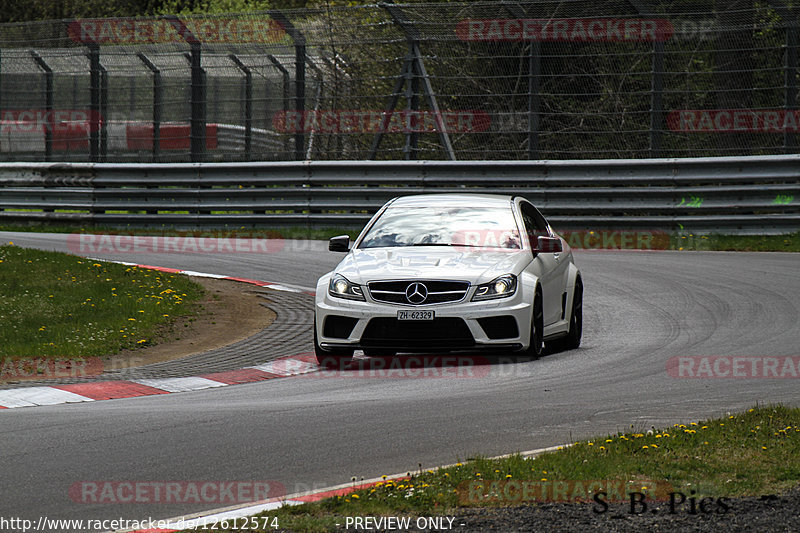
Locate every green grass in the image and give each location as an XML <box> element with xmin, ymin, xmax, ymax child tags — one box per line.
<box><xmin>560</xmin><ymin>230</ymin><xmax>800</xmax><ymax>252</ymax></box>
<box><xmin>0</xmin><ymin>223</ymin><xmax>360</xmax><ymax>241</ymax></box>
<box><xmin>190</xmin><ymin>405</ymin><xmax>800</xmax><ymax>533</ymax></box>
<box><xmin>671</xmin><ymin>231</ymin><xmax>800</xmax><ymax>252</ymax></box>
<box><xmin>0</xmin><ymin>245</ymin><xmax>204</xmax><ymax>359</ymax></box>
<box><xmin>2</xmin><ymin>224</ymin><xmax>798</xmax><ymax>251</ymax></box>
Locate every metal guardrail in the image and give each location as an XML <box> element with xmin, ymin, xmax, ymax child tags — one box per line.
<box><xmin>0</xmin><ymin>156</ymin><xmax>798</xmax><ymax>234</ymax></box>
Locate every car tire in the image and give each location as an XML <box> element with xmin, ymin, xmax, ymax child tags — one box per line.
<box><xmin>522</xmin><ymin>288</ymin><xmax>544</xmax><ymax>359</ymax></box>
<box><xmin>313</xmin><ymin>315</ymin><xmax>354</xmax><ymax>368</ymax></box>
<box><xmin>549</xmin><ymin>279</ymin><xmax>582</xmax><ymax>352</ymax></box>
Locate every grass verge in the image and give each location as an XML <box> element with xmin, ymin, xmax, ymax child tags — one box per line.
<box><xmin>184</xmin><ymin>405</ymin><xmax>800</xmax><ymax>532</ymax></box>
<box><xmin>0</xmin><ymin>223</ymin><xmax>361</xmax><ymax>242</ymax></box>
<box><xmin>0</xmin><ymin>244</ymin><xmax>203</xmax><ymax>359</ymax></box>
<box><xmin>671</xmin><ymin>231</ymin><xmax>800</xmax><ymax>252</ymax></box>
<box><xmin>1</xmin><ymin>224</ymin><xmax>798</xmax><ymax>252</ymax></box>
<box><xmin>559</xmin><ymin>230</ymin><xmax>800</xmax><ymax>253</ymax></box>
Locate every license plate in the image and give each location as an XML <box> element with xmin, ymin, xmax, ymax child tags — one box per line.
<box><xmin>397</xmin><ymin>310</ymin><xmax>434</xmax><ymax>321</ymax></box>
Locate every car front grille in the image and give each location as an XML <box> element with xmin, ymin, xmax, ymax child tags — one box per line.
<box><xmin>367</xmin><ymin>280</ymin><xmax>470</xmax><ymax>305</ymax></box>
<box><xmin>360</xmin><ymin>317</ymin><xmax>475</xmax><ymax>349</ymax></box>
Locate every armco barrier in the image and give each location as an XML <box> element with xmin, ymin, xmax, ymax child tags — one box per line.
<box><xmin>0</xmin><ymin>156</ymin><xmax>798</xmax><ymax>233</ymax></box>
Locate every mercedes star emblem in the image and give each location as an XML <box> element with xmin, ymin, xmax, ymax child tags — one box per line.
<box><xmin>405</xmin><ymin>282</ymin><xmax>428</xmax><ymax>304</ymax></box>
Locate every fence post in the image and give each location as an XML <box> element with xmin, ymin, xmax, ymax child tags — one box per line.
<box><xmin>501</xmin><ymin>2</ymin><xmax>540</xmax><ymax>159</ymax></box>
<box><xmin>88</xmin><ymin>43</ymin><xmax>101</xmax><ymax>163</ymax></box>
<box><xmin>404</xmin><ymin>45</ymin><xmax>419</xmax><ymax>160</ymax></box>
<box><xmin>650</xmin><ymin>41</ymin><xmax>665</xmax><ymax>157</ymax></box>
<box><xmin>381</xmin><ymin>1</ymin><xmax>456</xmax><ymax>160</ymax></box>
<box><xmin>189</xmin><ymin>42</ymin><xmax>206</xmax><ymax>162</ymax></box>
<box><xmin>30</xmin><ymin>51</ymin><xmax>53</xmax><ymax>162</ymax></box>
<box><xmin>268</xmin><ymin>11</ymin><xmax>307</xmax><ymax>161</ymax></box>
<box><xmin>137</xmin><ymin>52</ymin><xmax>163</xmax><ymax>162</ymax></box>
<box><xmin>267</xmin><ymin>53</ymin><xmax>291</xmax><ymax>157</ymax></box>
<box><xmin>100</xmin><ymin>63</ymin><xmax>108</xmax><ymax>161</ymax></box>
<box><xmin>229</xmin><ymin>54</ymin><xmax>253</xmax><ymax>161</ymax></box>
<box><xmin>528</xmin><ymin>41</ymin><xmax>541</xmax><ymax>159</ymax></box>
<box><xmin>165</xmin><ymin>16</ymin><xmax>206</xmax><ymax>162</ymax></box>
<box><xmin>785</xmin><ymin>22</ymin><xmax>798</xmax><ymax>153</ymax></box>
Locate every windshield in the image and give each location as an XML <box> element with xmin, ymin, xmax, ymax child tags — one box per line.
<box><xmin>358</xmin><ymin>205</ymin><xmax>522</xmax><ymax>249</ymax></box>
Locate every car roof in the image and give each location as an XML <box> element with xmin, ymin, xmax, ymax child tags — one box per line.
<box><xmin>387</xmin><ymin>193</ymin><xmax>516</xmax><ymax>208</ymax></box>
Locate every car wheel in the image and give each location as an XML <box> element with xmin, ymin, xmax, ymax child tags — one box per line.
<box><xmin>562</xmin><ymin>279</ymin><xmax>583</xmax><ymax>349</ymax></box>
<box><xmin>549</xmin><ymin>279</ymin><xmax>582</xmax><ymax>352</ymax></box>
<box><xmin>313</xmin><ymin>315</ymin><xmax>354</xmax><ymax>368</ymax></box>
<box><xmin>523</xmin><ymin>288</ymin><xmax>544</xmax><ymax>359</ymax></box>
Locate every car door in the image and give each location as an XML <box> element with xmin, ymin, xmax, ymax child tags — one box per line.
<box><xmin>519</xmin><ymin>202</ymin><xmax>562</xmax><ymax>326</ymax></box>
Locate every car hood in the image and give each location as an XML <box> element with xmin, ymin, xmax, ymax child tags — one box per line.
<box><xmin>335</xmin><ymin>247</ymin><xmax>531</xmax><ymax>284</ymax></box>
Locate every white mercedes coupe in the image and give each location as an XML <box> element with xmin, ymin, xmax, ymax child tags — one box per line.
<box><xmin>313</xmin><ymin>194</ymin><xmax>582</xmax><ymax>366</ymax></box>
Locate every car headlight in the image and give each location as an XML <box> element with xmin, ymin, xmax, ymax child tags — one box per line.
<box><xmin>328</xmin><ymin>274</ymin><xmax>365</xmax><ymax>301</ymax></box>
<box><xmin>472</xmin><ymin>274</ymin><xmax>517</xmax><ymax>301</ymax></box>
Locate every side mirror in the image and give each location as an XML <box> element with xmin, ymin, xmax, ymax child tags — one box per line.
<box><xmin>329</xmin><ymin>235</ymin><xmax>350</xmax><ymax>252</ymax></box>
<box><xmin>534</xmin><ymin>236</ymin><xmax>562</xmax><ymax>254</ymax></box>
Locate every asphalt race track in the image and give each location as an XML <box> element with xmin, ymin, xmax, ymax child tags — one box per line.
<box><xmin>1</xmin><ymin>231</ymin><xmax>799</xmax><ymax>528</ymax></box>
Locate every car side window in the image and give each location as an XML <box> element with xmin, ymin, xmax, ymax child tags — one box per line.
<box><xmin>520</xmin><ymin>202</ymin><xmax>549</xmax><ymax>247</ymax></box>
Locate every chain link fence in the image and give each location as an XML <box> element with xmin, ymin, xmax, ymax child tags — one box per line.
<box><xmin>0</xmin><ymin>1</ymin><xmax>798</xmax><ymax>162</ymax></box>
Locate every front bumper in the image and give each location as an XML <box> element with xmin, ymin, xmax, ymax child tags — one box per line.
<box><xmin>315</xmin><ymin>284</ymin><xmax>532</xmax><ymax>353</ymax></box>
